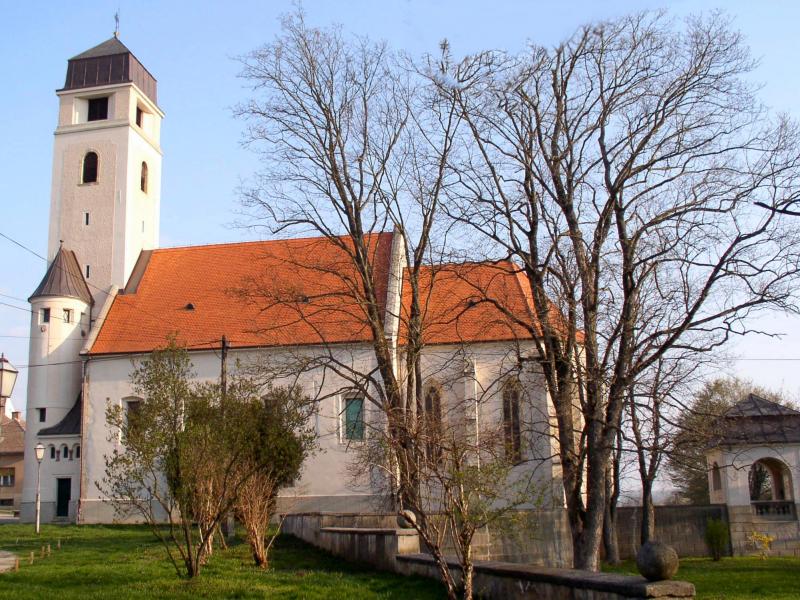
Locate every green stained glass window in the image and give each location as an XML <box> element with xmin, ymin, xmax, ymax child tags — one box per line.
<box><xmin>345</xmin><ymin>397</ymin><xmax>365</xmax><ymax>441</ymax></box>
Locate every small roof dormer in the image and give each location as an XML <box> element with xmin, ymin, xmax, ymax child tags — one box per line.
<box><xmin>60</xmin><ymin>36</ymin><xmax>157</xmax><ymax>104</ymax></box>
<box><xmin>29</xmin><ymin>245</ymin><xmax>93</xmax><ymax>306</ymax></box>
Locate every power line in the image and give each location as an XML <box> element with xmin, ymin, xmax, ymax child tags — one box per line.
<box><xmin>0</xmin><ymin>230</ymin><xmax>187</xmax><ymax>334</ymax></box>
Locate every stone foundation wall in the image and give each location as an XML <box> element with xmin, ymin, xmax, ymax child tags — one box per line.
<box><xmin>727</xmin><ymin>504</ymin><xmax>800</xmax><ymax>557</ymax></box>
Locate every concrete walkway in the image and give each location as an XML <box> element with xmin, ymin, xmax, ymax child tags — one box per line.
<box><xmin>0</xmin><ymin>551</ymin><xmax>18</xmax><ymax>573</ymax></box>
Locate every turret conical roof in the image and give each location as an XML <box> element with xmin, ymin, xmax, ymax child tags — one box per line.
<box><xmin>29</xmin><ymin>246</ymin><xmax>93</xmax><ymax>305</ymax></box>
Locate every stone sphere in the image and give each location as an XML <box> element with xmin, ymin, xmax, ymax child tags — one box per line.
<box><xmin>636</xmin><ymin>541</ymin><xmax>679</xmax><ymax>581</ymax></box>
<box><xmin>397</xmin><ymin>510</ymin><xmax>417</xmax><ymax>529</ymax></box>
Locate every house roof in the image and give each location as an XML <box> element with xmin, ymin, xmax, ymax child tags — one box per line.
<box><xmin>38</xmin><ymin>395</ymin><xmax>82</xmax><ymax>437</ymax></box>
<box><xmin>725</xmin><ymin>394</ymin><xmax>800</xmax><ymax>418</ymax></box>
<box><xmin>715</xmin><ymin>394</ymin><xmax>800</xmax><ymax>446</ymax></box>
<box><xmin>89</xmin><ymin>233</ymin><xmax>395</xmax><ymax>355</ymax></box>
<box><xmin>401</xmin><ymin>261</ymin><xmax>578</xmax><ymax>346</ymax></box>
<box><xmin>0</xmin><ymin>415</ymin><xmax>25</xmax><ymax>454</ymax></box>
<box><xmin>29</xmin><ymin>245</ymin><xmax>93</xmax><ymax>305</ymax></box>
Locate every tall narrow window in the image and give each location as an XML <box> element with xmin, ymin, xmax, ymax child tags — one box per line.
<box><xmin>344</xmin><ymin>396</ymin><xmax>365</xmax><ymax>441</ymax></box>
<box><xmin>126</xmin><ymin>399</ymin><xmax>143</xmax><ymax>438</ymax></box>
<box><xmin>84</xmin><ymin>212</ymin><xmax>90</xmax><ymax>226</ymax></box>
<box><xmin>82</xmin><ymin>152</ymin><xmax>98</xmax><ymax>183</ymax></box>
<box><xmin>38</xmin><ymin>408</ymin><xmax>46</xmax><ymax>423</ymax></box>
<box><xmin>41</xmin><ymin>308</ymin><xmax>50</xmax><ymax>323</ymax></box>
<box><xmin>140</xmin><ymin>161</ymin><xmax>148</xmax><ymax>193</ymax></box>
<box><xmin>63</xmin><ymin>309</ymin><xmax>72</xmax><ymax>324</ymax></box>
<box><xmin>49</xmin><ymin>446</ymin><xmax>56</xmax><ymax>459</ymax></box>
<box><xmin>502</xmin><ymin>379</ymin><xmax>522</xmax><ymax>464</ymax></box>
<box><xmin>423</xmin><ymin>381</ymin><xmax>443</xmax><ymax>462</ymax></box>
<box><xmin>87</xmin><ymin>96</ymin><xmax>109</xmax><ymax>121</ymax></box>
<box><xmin>136</xmin><ymin>106</ymin><xmax>144</xmax><ymax>127</ymax></box>
<box><xmin>85</xmin><ymin>265</ymin><xmax>90</xmax><ymax>279</ymax></box>
<box><xmin>712</xmin><ymin>462</ymin><xmax>722</xmax><ymax>491</ymax></box>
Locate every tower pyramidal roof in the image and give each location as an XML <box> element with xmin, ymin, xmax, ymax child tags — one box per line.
<box><xmin>29</xmin><ymin>246</ymin><xmax>93</xmax><ymax>305</ymax></box>
<box><xmin>70</xmin><ymin>36</ymin><xmax>132</xmax><ymax>60</ymax></box>
<box><xmin>61</xmin><ymin>36</ymin><xmax>158</xmax><ymax>104</ymax></box>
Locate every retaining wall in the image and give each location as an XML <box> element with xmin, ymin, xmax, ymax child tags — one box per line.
<box><xmin>282</xmin><ymin>512</ymin><xmax>695</xmax><ymax>600</ymax></box>
<box><xmin>614</xmin><ymin>505</ymin><xmax>730</xmax><ymax>560</ymax></box>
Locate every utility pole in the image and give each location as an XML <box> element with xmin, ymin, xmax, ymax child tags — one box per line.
<box><xmin>220</xmin><ymin>334</ymin><xmax>229</xmax><ymax>400</ymax></box>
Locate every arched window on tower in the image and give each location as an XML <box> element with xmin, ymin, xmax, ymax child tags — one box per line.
<box><xmin>502</xmin><ymin>378</ymin><xmax>523</xmax><ymax>464</ymax></box>
<box><xmin>82</xmin><ymin>152</ymin><xmax>98</xmax><ymax>183</ymax></box>
<box><xmin>140</xmin><ymin>161</ymin><xmax>148</xmax><ymax>193</ymax></box>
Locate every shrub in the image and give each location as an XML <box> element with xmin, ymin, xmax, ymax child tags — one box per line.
<box><xmin>747</xmin><ymin>531</ymin><xmax>775</xmax><ymax>560</ymax></box>
<box><xmin>705</xmin><ymin>518</ymin><xmax>729</xmax><ymax>560</ymax></box>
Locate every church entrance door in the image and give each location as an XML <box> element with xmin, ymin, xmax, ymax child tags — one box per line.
<box><xmin>56</xmin><ymin>478</ymin><xmax>71</xmax><ymax>518</ymax></box>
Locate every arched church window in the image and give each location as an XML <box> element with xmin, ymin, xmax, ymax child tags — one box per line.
<box><xmin>49</xmin><ymin>445</ymin><xmax>56</xmax><ymax>460</ymax></box>
<box><xmin>82</xmin><ymin>152</ymin><xmax>98</xmax><ymax>183</ymax></box>
<box><xmin>61</xmin><ymin>445</ymin><xmax>69</xmax><ymax>460</ymax></box>
<box><xmin>712</xmin><ymin>462</ymin><xmax>722</xmax><ymax>491</ymax></box>
<box><xmin>502</xmin><ymin>378</ymin><xmax>523</xmax><ymax>464</ymax></box>
<box><xmin>140</xmin><ymin>161</ymin><xmax>148</xmax><ymax>193</ymax></box>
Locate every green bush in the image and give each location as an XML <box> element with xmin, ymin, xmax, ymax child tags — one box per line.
<box><xmin>705</xmin><ymin>518</ymin><xmax>730</xmax><ymax>560</ymax></box>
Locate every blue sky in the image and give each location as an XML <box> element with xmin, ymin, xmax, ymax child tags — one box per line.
<box><xmin>3</xmin><ymin>0</ymin><xmax>800</xmax><ymax>413</ymax></box>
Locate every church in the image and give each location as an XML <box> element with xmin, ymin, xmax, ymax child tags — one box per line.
<box><xmin>20</xmin><ymin>36</ymin><xmax>565</xmax><ymax>538</ymax></box>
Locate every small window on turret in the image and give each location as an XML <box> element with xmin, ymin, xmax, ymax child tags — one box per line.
<box><xmin>41</xmin><ymin>308</ymin><xmax>50</xmax><ymax>323</ymax></box>
<box><xmin>87</xmin><ymin>97</ymin><xmax>108</xmax><ymax>121</ymax></box>
<box><xmin>85</xmin><ymin>265</ymin><xmax>90</xmax><ymax>279</ymax></box>
<box><xmin>136</xmin><ymin>106</ymin><xmax>144</xmax><ymax>128</ymax></box>
<box><xmin>63</xmin><ymin>309</ymin><xmax>72</xmax><ymax>324</ymax></box>
<box><xmin>38</xmin><ymin>408</ymin><xmax>47</xmax><ymax>423</ymax></box>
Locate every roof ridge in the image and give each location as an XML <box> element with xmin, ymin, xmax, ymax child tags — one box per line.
<box><xmin>151</xmin><ymin>231</ymin><xmax>393</xmax><ymax>253</ymax></box>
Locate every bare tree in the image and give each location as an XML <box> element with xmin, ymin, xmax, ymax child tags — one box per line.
<box><xmin>436</xmin><ymin>11</ymin><xmax>800</xmax><ymax>569</ymax></box>
<box><xmin>236</xmin><ymin>10</ymin><xmax>462</xmax><ymax>509</ymax></box>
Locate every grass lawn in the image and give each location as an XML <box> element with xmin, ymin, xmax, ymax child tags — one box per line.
<box><xmin>0</xmin><ymin>524</ymin><xmax>446</xmax><ymax>599</ymax></box>
<box><xmin>604</xmin><ymin>556</ymin><xmax>800</xmax><ymax>600</ymax></box>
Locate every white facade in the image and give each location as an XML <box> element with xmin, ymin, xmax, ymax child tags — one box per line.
<box><xmin>76</xmin><ymin>340</ymin><xmax>562</xmax><ymax>523</ymax></box>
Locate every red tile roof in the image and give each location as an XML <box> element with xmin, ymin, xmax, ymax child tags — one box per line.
<box><xmin>401</xmin><ymin>261</ymin><xmax>538</xmax><ymax>345</ymax></box>
<box><xmin>401</xmin><ymin>261</ymin><xmax>580</xmax><ymax>346</ymax></box>
<box><xmin>89</xmin><ymin>233</ymin><xmax>395</xmax><ymax>355</ymax></box>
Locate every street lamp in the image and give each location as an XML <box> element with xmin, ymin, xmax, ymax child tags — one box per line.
<box><xmin>0</xmin><ymin>354</ymin><xmax>19</xmax><ymax>444</ymax></box>
<box><xmin>35</xmin><ymin>443</ymin><xmax>45</xmax><ymax>534</ymax></box>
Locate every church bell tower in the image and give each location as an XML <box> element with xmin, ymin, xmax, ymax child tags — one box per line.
<box><xmin>48</xmin><ymin>36</ymin><xmax>163</xmax><ymax>311</ymax></box>
<box><xmin>21</xmin><ymin>36</ymin><xmax>163</xmax><ymax>524</ymax></box>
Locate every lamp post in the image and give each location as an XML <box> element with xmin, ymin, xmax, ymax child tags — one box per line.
<box><xmin>0</xmin><ymin>354</ymin><xmax>19</xmax><ymax>444</ymax></box>
<box><xmin>35</xmin><ymin>443</ymin><xmax>45</xmax><ymax>534</ymax></box>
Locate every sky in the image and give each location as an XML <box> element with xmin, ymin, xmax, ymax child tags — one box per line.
<box><xmin>2</xmin><ymin>0</ymin><xmax>800</xmax><ymax>416</ymax></box>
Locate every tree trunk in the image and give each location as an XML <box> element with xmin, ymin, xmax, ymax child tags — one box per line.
<box><xmin>603</xmin><ymin>469</ymin><xmax>620</xmax><ymax>564</ymax></box>
<box><xmin>640</xmin><ymin>481</ymin><xmax>655</xmax><ymax>546</ymax></box>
